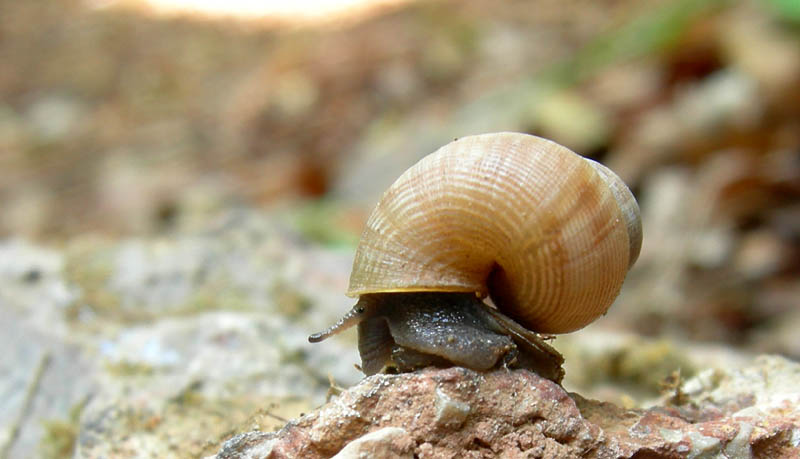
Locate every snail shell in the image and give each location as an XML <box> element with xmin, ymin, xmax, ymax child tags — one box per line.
<box><xmin>310</xmin><ymin>132</ymin><xmax>641</xmax><ymax>380</ymax></box>
<box><xmin>349</xmin><ymin>132</ymin><xmax>640</xmax><ymax>333</ymax></box>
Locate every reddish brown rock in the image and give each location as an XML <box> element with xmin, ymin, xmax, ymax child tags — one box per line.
<box><xmin>215</xmin><ymin>356</ymin><xmax>800</xmax><ymax>458</ymax></box>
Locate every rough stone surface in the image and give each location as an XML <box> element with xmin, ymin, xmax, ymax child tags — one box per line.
<box><xmin>216</xmin><ymin>356</ymin><xmax>800</xmax><ymax>458</ymax></box>
<box><xmin>332</xmin><ymin>427</ymin><xmax>414</xmax><ymax>458</ymax></box>
<box><xmin>0</xmin><ymin>241</ymin><xmax>94</xmax><ymax>458</ymax></box>
<box><xmin>0</xmin><ymin>215</ymin><xmax>360</xmax><ymax>458</ymax></box>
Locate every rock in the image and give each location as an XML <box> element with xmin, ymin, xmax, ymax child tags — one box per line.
<box><xmin>332</xmin><ymin>427</ymin><xmax>414</xmax><ymax>459</ymax></box>
<box><xmin>25</xmin><ymin>93</ymin><xmax>87</xmax><ymax>143</ymax></box>
<box><xmin>0</xmin><ymin>212</ymin><xmax>361</xmax><ymax>457</ymax></box>
<box><xmin>0</xmin><ymin>241</ymin><xmax>94</xmax><ymax>458</ymax></box>
<box><xmin>215</xmin><ymin>356</ymin><xmax>800</xmax><ymax>458</ymax></box>
<box><xmin>434</xmin><ymin>387</ymin><xmax>471</xmax><ymax>429</ymax></box>
<box><xmin>214</xmin><ymin>367</ymin><xmax>597</xmax><ymax>458</ymax></box>
<box><xmin>67</xmin><ymin>212</ymin><xmax>362</xmax><ymax>458</ymax></box>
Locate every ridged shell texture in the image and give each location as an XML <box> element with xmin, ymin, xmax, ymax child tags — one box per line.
<box><xmin>348</xmin><ymin>132</ymin><xmax>641</xmax><ymax>333</ymax></box>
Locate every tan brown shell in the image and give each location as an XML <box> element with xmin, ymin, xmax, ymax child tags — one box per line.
<box><xmin>347</xmin><ymin>132</ymin><xmax>641</xmax><ymax>334</ymax></box>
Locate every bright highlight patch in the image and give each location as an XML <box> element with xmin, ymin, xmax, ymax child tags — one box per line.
<box><xmin>88</xmin><ymin>0</ymin><xmax>411</xmax><ymax>24</ymax></box>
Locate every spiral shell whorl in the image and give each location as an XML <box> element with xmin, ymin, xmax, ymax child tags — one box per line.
<box><xmin>347</xmin><ymin>132</ymin><xmax>639</xmax><ymax>334</ymax></box>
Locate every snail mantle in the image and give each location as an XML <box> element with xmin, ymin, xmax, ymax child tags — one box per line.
<box><xmin>310</xmin><ymin>132</ymin><xmax>642</xmax><ymax>383</ymax></box>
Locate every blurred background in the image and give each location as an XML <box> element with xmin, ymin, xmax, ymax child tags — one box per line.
<box><xmin>1</xmin><ymin>0</ymin><xmax>799</xmax><ymax>456</ymax></box>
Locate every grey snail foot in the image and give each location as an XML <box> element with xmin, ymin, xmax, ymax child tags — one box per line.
<box><xmin>311</xmin><ymin>292</ymin><xmax>565</xmax><ymax>383</ymax></box>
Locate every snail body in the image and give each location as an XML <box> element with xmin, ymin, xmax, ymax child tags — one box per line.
<box><xmin>310</xmin><ymin>132</ymin><xmax>641</xmax><ymax>382</ymax></box>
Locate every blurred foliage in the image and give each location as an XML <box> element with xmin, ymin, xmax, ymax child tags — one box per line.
<box><xmin>766</xmin><ymin>0</ymin><xmax>800</xmax><ymax>22</ymax></box>
<box><xmin>288</xmin><ymin>201</ymin><xmax>362</xmax><ymax>247</ymax></box>
<box><xmin>549</xmin><ymin>0</ymin><xmax>731</xmax><ymax>85</ymax></box>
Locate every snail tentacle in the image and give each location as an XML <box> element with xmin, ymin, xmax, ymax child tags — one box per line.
<box><xmin>308</xmin><ymin>300</ymin><xmax>369</xmax><ymax>343</ymax></box>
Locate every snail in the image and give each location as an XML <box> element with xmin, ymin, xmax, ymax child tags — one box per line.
<box><xmin>310</xmin><ymin>132</ymin><xmax>641</xmax><ymax>383</ymax></box>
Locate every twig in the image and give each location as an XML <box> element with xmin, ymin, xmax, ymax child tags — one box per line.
<box><xmin>262</xmin><ymin>411</ymin><xmax>289</xmax><ymax>423</ymax></box>
<box><xmin>325</xmin><ymin>373</ymin><xmax>345</xmax><ymax>402</ymax></box>
<box><xmin>0</xmin><ymin>352</ymin><xmax>51</xmax><ymax>459</ymax></box>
